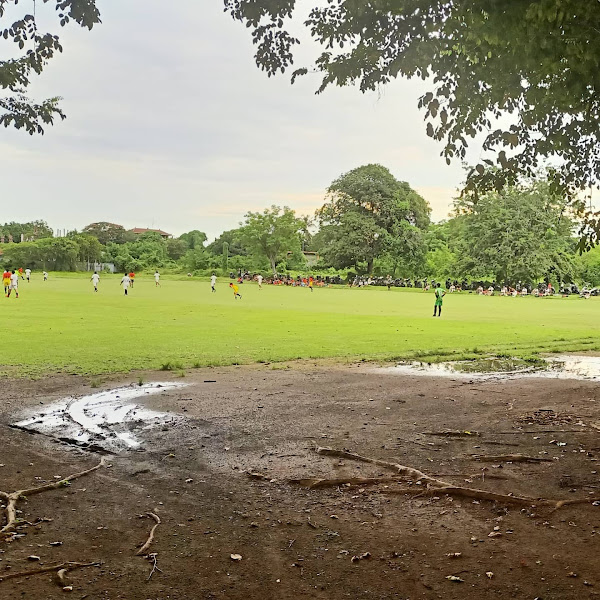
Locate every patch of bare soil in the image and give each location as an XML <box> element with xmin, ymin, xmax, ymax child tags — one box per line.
<box><xmin>0</xmin><ymin>363</ymin><xmax>599</xmax><ymax>599</ymax></box>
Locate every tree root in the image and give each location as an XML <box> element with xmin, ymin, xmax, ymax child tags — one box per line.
<box><xmin>307</xmin><ymin>447</ymin><xmax>600</xmax><ymax>509</ymax></box>
<box><xmin>470</xmin><ymin>454</ymin><xmax>553</xmax><ymax>463</ymax></box>
<box><xmin>290</xmin><ymin>476</ymin><xmax>408</xmax><ymax>489</ymax></box>
<box><xmin>0</xmin><ymin>561</ymin><xmax>100</xmax><ymax>583</ymax></box>
<box><xmin>136</xmin><ymin>512</ymin><xmax>161</xmax><ymax>556</ymax></box>
<box><xmin>0</xmin><ymin>458</ymin><xmax>107</xmax><ymax>540</ymax></box>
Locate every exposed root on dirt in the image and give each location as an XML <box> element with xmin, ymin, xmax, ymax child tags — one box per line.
<box><xmin>269</xmin><ymin>447</ymin><xmax>600</xmax><ymax>510</ymax></box>
<box><xmin>0</xmin><ymin>561</ymin><xmax>100</xmax><ymax>583</ymax></box>
<box><xmin>289</xmin><ymin>476</ymin><xmax>407</xmax><ymax>489</ymax></box>
<box><xmin>470</xmin><ymin>454</ymin><xmax>553</xmax><ymax>463</ymax></box>
<box><xmin>0</xmin><ymin>458</ymin><xmax>107</xmax><ymax>540</ymax></box>
<box><xmin>136</xmin><ymin>512</ymin><xmax>161</xmax><ymax>556</ymax></box>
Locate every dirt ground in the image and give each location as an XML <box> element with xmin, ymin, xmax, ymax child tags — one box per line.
<box><xmin>0</xmin><ymin>362</ymin><xmax>599</xmax><ymax>600</ymax></box>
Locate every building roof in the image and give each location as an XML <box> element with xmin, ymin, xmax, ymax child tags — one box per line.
<box><xmin>130</xmin><ymin>228</ymin><xmax>172</xmax><ymax>237</ymax></box>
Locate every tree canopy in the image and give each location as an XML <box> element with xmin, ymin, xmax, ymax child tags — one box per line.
<box><xmin>226</xmin><ymin>1</ymin><xmax>600</xmax><ymax>245</ymax></box>
<box><xmin>239</xmin><ymin>205</ymin><xmax>304</xmax><ymax>275</ymax></box>
<box><xmin>316</xmin><ymin>164</ymin><xmax>429</xmax><ymax>274</ymax></box>
<box><xmin>1</xmin><ymin>0</ymin><xmax>101</xmax><ymax>134</ymax></box>
<box><xmin>0</xmin><ymin>220</ymin><xmax>53</xmax><ymax>242</ymax></box>
<box><xmin>453</xmin><ymin>181</ymin><xmax>577</xmax><ymax>284</ymax></box>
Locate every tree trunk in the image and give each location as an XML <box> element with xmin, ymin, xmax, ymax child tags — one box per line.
<box><xmin>270</xmin><ymin>257</ymin><xmax>277</xmax><ymax>277</ymax></box>
<box><xmin>367</xmin><ymin>259</ymin><xmax>374</xmax><ymax>275</ymax></box>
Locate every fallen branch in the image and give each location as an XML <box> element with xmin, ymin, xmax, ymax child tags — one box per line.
<box><xmin>312</xmin><ymin>447</ymin><xmax>599</xmax><ymax>509</ymax></box>
<box><xmin>470</xmin><ymin>454</ymin><xmax>553</xmax><ymax>463</ymax></box>
<box><xmin>136</xmin><ymin>512</ymin><xmax>161</xmax><ymax>556</ymax></box>
<box><xmin>1</xmin><ymin>458</ymin><xmax>106</xmax><ymax>539</ymax></box>
<box><xmin>0</xmin><ymin>561</ymin><xmax>99</xmax><ymax>583</ymax></box>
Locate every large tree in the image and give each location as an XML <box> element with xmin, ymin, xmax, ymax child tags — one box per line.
<box><xmin>239</xmin><ymin>205</ymin><xmax>304</xmax><ymax>275</ymax></box>
<box><xmin>1</xmin><ymin>1</ymin><xmax>101</xmax><ymax>134</ymax></box>
<box><xmin>226</xmin><ymin>1</ymin><xmax>600</xmax><ymax>245</ymax></box>
<box><xmin>316</xmin><ymin>164</ymin><xmax>429</xmax><ymax>274</ymax></box>
<box><xmin>454</xmin><ymin>181</ymin><xmax>577</xmax><ymax>283</ymax></box>
<box><xmin>82</xmin><ymin>222</ymin><xmax>129</xmax><ymax>245</ymax></box>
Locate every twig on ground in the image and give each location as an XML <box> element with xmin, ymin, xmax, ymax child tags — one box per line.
<box><xmin>146</xmin><ymin>553</ymin><xmax>162</xmax><ymax>580</ymax></box>
<box><xmin>0</xmin><ymin>561</ymin><xmax>100</xmax><ymax>583</ymax></box>
<box><xmin>136</xmin><ymin>512</ymin><xmax>161</xmax><ymax>556</ymax></box>
<box><xmin>0</xmin><ymin>458</ymin><xmax>106</xmax><ymax>539</ymax></box>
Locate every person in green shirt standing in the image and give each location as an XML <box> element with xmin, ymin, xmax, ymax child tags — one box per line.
<box><xmin>433</xmin><ymin>282</ymin><xmax>446</xmax><ymax>317</ymax></box>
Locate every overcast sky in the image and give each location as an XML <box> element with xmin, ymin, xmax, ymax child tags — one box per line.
<box><xmin>1</xmin><ymin>1</ymin><xmax>466</xmax><ymax>241</ymax></box>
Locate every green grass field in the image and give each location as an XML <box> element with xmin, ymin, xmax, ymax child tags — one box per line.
<box><xmin>1</xmin><ymin>274</ymin><xmax>599</xmax><ymax>377</ymax></box>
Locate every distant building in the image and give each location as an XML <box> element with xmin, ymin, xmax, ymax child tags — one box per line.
<box><xmin>130</xmin><ymin>228</ymin><xmax>172</xmax><ymax>239</ymax></box>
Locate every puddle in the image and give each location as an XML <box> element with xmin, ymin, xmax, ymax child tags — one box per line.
<box><xmin>379</xmin><ymin>355</ymin><xmax>600</xmax><ymax>381</ymax></box>
<box><xmin>13</xmin><ymin>382</ymin><xmax>186</xmax><ymax>452</ymax></box>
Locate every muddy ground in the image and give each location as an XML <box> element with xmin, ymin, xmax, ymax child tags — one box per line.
<box><xmin>0</xmin><ymin>363</ymin><xmax>599</xmax><ymax>600</ymax></box>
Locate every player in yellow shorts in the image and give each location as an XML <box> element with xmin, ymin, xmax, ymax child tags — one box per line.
<box><xmin>229</xmin><ymin>282</ymin><xmax>242</xmax><ymax>299</ymax></box>
<box><xmin>2</xmin><ymin>270</ymin><xmax>10</xmax><ymax>294</ymax></box>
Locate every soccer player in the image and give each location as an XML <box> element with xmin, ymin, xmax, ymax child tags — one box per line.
<box><xmin>433</xmin><ymin>282</ymin><xmax>445</xmax><ymax>317</ymax></box>
<box><xmin>2</xmin><ymin>269</ymin><xmax>10</xmax><ymax>294</ymax></box>
<box><xmin>256</xmin><ymin>274</ymin><xmax>263</xmax><ymax>289</ymax></box>
<box><xmin>154</xmin><ymin>271</ymin><xmax>160</xmax><ymax>287</ymax></box>
<box><xmin>91</xmin><ymin>271</ymin><xmax>100</xmax><ymax>292</ymax></box>
<box><xmin>7</xmin><ymin>270</ymin><xmax>19</xmax><ymax>298</ymax></box>
<box><xmin>120</xmin><ymin>273</ymin><xmax>131</xmax><ymax>296</ymax></box>
<box><xmin>43</xmin><ymin>271</ymin><xmax>48</xmax><ymax>282</ymax></box>
<box><xmin>308</xmin><ymin>277</ymin><xmax>314</xmax><ymax>292</ymax></box>
<box><xmin>25</xmin><ymin>268</ymin><xmax>31</xmax><ymax>283</ymax></box>
<box><xmin>128</xmin><ymin>271</ymin><xmax>135</xmax><ymax>288</ymax></box>
<box><xmin>211</xmin><ymin>273</ymin><xmax>217</xmax><ymax>293</ymax></box>
<box><xmin>229</xmin><ymin>282</ymin><xmax>242</xmax><ymax>299</ymax></box>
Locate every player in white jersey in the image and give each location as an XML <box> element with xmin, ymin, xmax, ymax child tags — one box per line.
<box><xmin>25</xmin><ymin>268</ymin><xmax>31</xmax><ymax>282</ymax></box>
<box><xmin>256</xmin><ymin>274</ymin><xmax>263</xmax><ymax>289</ymax></box>
<box><xmin>210</xmin><ymin>273</ymin><xmax>217</xmax><ymax>293</ymax></box>
<box><xmin>154</xmin><ymin>271</ymin><xmax>160</xmax><ymax>287</ymax></box>
<box><xmin>7</xmin><ymin>271</ymin><xmax>19</xmax><ymax>298</ymax></box>
<box><xmin>120</xmin><ymin>273</ymin><xmax>131</xmax><ymax>296</ymax></box>
<box><xmin>91</xmin><ymin>271</ymin><xmax>100</xmax><ymax>292</ymax></box>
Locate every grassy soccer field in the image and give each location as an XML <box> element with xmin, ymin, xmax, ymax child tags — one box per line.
<box><xmin>1</xmin><ymin>274</ymin><xmax>599</xmax><ymax>376</ymax></box>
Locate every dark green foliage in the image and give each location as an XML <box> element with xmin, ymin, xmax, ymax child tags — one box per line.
<box><xmin>1</xmin><ymin>1</ymin><xmax>101</xmax><ymax>134</ymax></box>
<box><xmin>0</xmin><ymin>220</ymin><xmax>53</xmax><ymax>242</ymax></box>
<box><xmin>316</xmin><ymin>164</ymin><xmax>429</xmax><ymax>274</ymax></box>
<box><xmin>453</xmin><ymin>181</ymin><xmax>577</xmax><ymax>283</ymax></box>
<box><xmin>82</xmin><ymin>222</ymin><xmax>129</xmax><ymax>245</ymax></box>
<box><xmin>239</xmin><ymin>205</ymin><xmax>304</xmax><ymax>275</ymax></box>
<box><xmin>227</xmin><ymin>1</ymin><xmax>600</xmax><ymax>245</ymax></box>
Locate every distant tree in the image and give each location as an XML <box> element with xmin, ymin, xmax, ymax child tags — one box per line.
<box><xmin>317</xmin><ymin>164</ymin><xmax>429</xmax><ymax>274</ymax></box>
<box><xmin>239</xmin><ymin>206</ymin><xmax>304</xmax><ymax>275</ymax></box>
<box><xmin>206</xmin><ymin>228</ymin><xmax>247</xmax><ymax>257</ymax></box>
<box><xmin>72</xmin><ymin>234</ymin><xmax>103</xmax><ymax>266</ymax></box>
<box><xmin>577</xmin><ymin>247</ymin><xmax>600</xmax><ymax>286</ymax></box>
<box><xmin>0</xmin><ymin>220</ymin><xmax>53</xmax><ymax>242</ymax></box>
<box><xmin>166</xmin><ymin>238</ymin><xmax>188</xmax><ymax>261</ymax></box>
<box><xmin>179</xmin><ymin>230</ymin><xmax>207</xmax><ymax>250</ymax></box>
<box><xmin>227</xmin><ymin>1</ymin><xmax>600</xmax><ymax>245</ymax></box>
<box><xmin>222</xmin><ymin>241</ymin><xmax>229</xmax><ymax>273</ymax></box>
<box><xmin>454</xmin><ymin>181</ymin><xmax>577</xmax><ymax>283</ymax></box>
<box><xmin>82</xmin><ymin>222</ymin><xmax>127</xmax><ymax>245</ymax></box>
<box><xmin>1</xmin><ymin>1</ymin><xmax>101</xmax><ymax>135</ymax></box>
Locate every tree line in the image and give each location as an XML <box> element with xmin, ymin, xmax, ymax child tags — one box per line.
<box><xmin>2</xmin><ymin>164</ymin><xmax>599</xmax><ymax>285</ymax></box>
